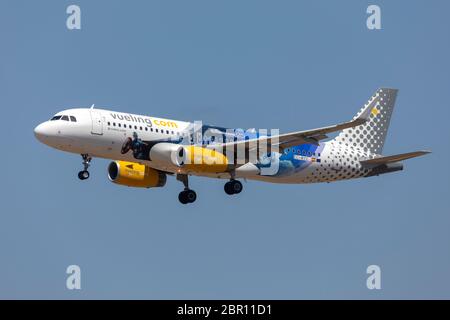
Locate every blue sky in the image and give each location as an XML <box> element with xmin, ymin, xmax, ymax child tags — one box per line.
<box><xmin>0</xmin><ymin>0</ymin><xmax>448</xmax><ymax>299</ymax></box>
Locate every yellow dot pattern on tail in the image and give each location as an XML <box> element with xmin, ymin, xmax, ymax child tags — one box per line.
<box><xmin>371</xmin><ymin>107</ymin><xmax>380</xmax><ymax>117</ymax></box>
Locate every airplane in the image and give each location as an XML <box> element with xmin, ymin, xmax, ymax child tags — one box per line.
<box><xmin>34</xmin><ymin>88</ymin><xmax>430</xmax><ymax>204</ymax></box>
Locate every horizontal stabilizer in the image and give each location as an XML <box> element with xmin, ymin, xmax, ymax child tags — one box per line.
<box><xmin>360</xmin><ymin>150</ymin><xmax>431</xmax><ymax>167</ymax></box>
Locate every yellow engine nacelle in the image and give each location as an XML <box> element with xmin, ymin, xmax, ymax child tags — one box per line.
<box><xmin>108</xmin><ymin>161</ymin><xmax>167</xmax><ymax>188</ymax></box>
<box><xmin>148</xmin><ymin>143</ymin><xmax>230</xmax><ymax>173</ymax></box>
<box><xmin>183</xmin><ymin>146</ymin><xmax>229</xmax><ymax>173</ymax></box>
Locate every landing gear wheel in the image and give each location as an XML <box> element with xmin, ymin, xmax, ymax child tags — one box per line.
<box><xmin>178</xmin><ymin>189</ymin><xmax>197</xmax><ymax>204</ymax></box>
<box><xmin>178</xmin><ymin>191</ymin><xmax>188</xmax><ymax>204</ymax></box>
<box><xmin>78</xmin><ymin>170</ymin><xmax>90</xmax><ymax>180</ymax></box>
<box><xmin>185</xmin><ymin>189</ymin><xmax>197</xmax><ymax>203</ymax></box>
<box><xmin>231</xmin><ymin>180</ymin><xmax>242</xmax><ymax>194</ymax></box>
<box><xmin>176</xmin><ymin>174</ymin><xmax>197</xmax><ymax>204</ymax></box>
<box><xmin>79</xmin><ymin>154</ymin><xmax>92</xmax><ymax>181</ymax></box>
<box><xmin>224</xmin><ymin>182</ymin><xmax>234</xmax><ymax>195</ymax></box>
<box><xmin>224</xmin><ymin>180</ymin><xmax>242</xmax><ymax>195</ymax></box>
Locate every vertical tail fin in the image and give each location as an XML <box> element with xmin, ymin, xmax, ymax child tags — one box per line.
<box><xmin>332</xmin><ymin>88</ymin><xmax>398</xmax><ymax>155</ymax></box>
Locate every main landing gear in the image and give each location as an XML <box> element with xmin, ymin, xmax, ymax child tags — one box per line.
<box><xmin>224</xmin><ymin>179</ymin><xmax>243</xmax><ymax>195</ymax></box>
<box><xmin>177</xmin><ymin>174</ymin><xmax>197</xmax><ymax>205</ymax></box>
<box><xmin>78</xmin><ymin>154</ymin><xmax>92</xmax><ymax>180</ymax></box>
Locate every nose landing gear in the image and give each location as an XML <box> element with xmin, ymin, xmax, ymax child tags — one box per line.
<box><xmin>224</xmin><ymin>179</ymin><xmax>243</xmax><ymax>195</ymax></box>
<box><xmin>78</xmin><ymin>154</ymin><xmax>92</xmax><ymax>180</ymax></box>
<box><xmin>78</xmin><ymin>170</ymin><xmax>90</xmax><ymax>180</ymax></box>
<box><xmin>177</xmin><ymin>174</ymin><xmax>197</xmax><ymax>204</ymax></box>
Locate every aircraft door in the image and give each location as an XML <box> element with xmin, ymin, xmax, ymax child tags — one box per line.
<box><xmin>90</xmin><ymin>110</ymin><xmax>104</xmax><ymax>135</ymax></box>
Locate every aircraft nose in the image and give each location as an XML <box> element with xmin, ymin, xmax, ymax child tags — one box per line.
<box><xmin>34</xmin><ymin>122</ymin><xmax>50</xmax><ymax>142</ymax></box>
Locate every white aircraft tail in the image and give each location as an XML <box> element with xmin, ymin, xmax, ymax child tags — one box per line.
<box><xmin>332</xmin><ymin>88</ymin><xmax>398</xmax><ymax>155</ymax></box>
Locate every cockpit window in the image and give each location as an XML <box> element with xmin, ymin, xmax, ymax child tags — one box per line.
<box><xmin>61</xmin><ymin>115</ymin><xmax>69</xmax><ymax>121</ymax></box>
<box><xmin>70</xmin><ymin>116</ymin><xmax>77</xmax><ymax>122</ymax></box>
<box><xmin>50</xmin><ymin>116</ymin><xmax>62</xmax><ymax>121</ymax></box>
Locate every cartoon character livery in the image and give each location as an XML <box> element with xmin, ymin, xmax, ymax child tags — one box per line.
<box><xmin>34</xmin><ymin>88</ymin><xmax>430</xmax><ymax>204</ymax></box>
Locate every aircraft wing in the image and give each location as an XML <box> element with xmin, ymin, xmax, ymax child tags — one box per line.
<box><xmin>360</xmin><ymin>151</ymin><xmax>431</xmax><ymax>167</ymax></box>
<box><xmin>215</xmin><ymin>97</ymin><xmax>376</xmax><ymax>152</ymax></box>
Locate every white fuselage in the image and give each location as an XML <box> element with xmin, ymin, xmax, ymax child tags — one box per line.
<box><xmin>34</xmin><ymin>108</ymin><xmax>375</xmax><ymax>184</ymax></box>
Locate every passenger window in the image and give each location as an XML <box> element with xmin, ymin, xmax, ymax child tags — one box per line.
<box><xmin>118</xmin><ymin>123</ymin><xmax>121</xmax><ymax>127</ymax></box>
<box><xmin>108</xmin><ymin>122</ymin><xmax>111</xmax><ymax>126</ymax></box>
<box><xmin>166</xmin><ymin>130</ymin><xmax>169</xmax><ymax>134</ymax></box>
<box><xmin>140</xmin><ymin>126</ymin><xmax>143</xmax><ymax>130</ymax></box>
<box><xmin>70</xmin><ymin>116</ymin><xmax>77</xmax><ymax>122</ymax></box>
<box><xmin>145</xmin><ymin>127</ymin><xmax>148</xmax><ymax>131</ymax></box>
<box><xmin>61</xmin><ymin>115</ymin><xmax>69</xmax><ymax>121</ymax></box>
<box><xmin>113</xmin><ymin>123</ymin><xmax>116</xmax><ymax>126</ymax></box>
<box><xmin>134</xmin><ymin>126</ymin><xmax>137</xmax><ymax>129</ymax></box>
<box><xmin>156</xmin><ymin>129</ymin><xmax>159</xmax><ymax>133</ymax></box>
